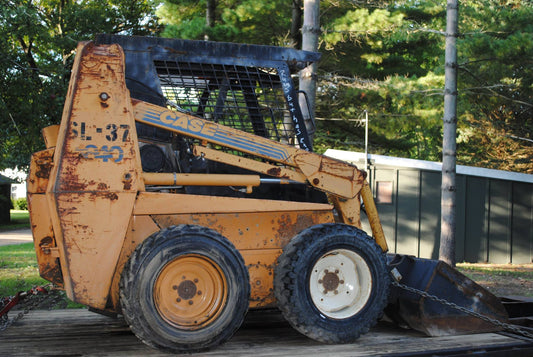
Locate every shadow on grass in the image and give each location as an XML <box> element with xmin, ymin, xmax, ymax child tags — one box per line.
<box><xmin>0</xmin><ymin>210</ymin><xmax>30</xmax><ymax>232</ymax></box>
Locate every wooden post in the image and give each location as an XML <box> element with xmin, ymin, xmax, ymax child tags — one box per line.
<box><xmin>440</xmin><ymin>0</ymin><xmax>459</xmax><ymax>266</ymax></box>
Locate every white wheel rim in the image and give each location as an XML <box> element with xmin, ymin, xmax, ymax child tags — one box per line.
<box><xmin>309</xmin><ymin>249</ymin><xmax>372</xmax><ymax>319</ymax></box>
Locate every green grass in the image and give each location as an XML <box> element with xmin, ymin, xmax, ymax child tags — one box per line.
<box><xmin>0</xmin><ymin>243</ymin><xmax>82</xmax><ymax>308</ymax></box>
<box><xmin>0</xmin><ymin>210</ymin><xmax>31</xmax><ymax>231</ymax></box>
<box><xmin>0</xmin><ymin>243</ymin><xmax>48</xmax><ymax>297</ymax></box>
<box><xmin>457</xmin><ymin>263</ymin><xmax>533</xmax><ymax>279</ymax></box>
<box><xmin>456</xmin><ymin>263</ymin><xmax>533</xmax><ymax>298</ymax></box>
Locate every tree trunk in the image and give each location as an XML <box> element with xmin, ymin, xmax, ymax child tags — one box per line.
<box><xmin>440</xmin><ymin>0</ymin><xmax>459</xmax><ymax>267</ymax></box>
<box><xmin>205</xmin><ymin>0</ymin><xmax>216</xmax><ymax>40</ymax></box>
<box><xmin>299</xmin><ymin>0</ymin><xmax>320</xmax><ymax>147</ymax></box>
<box><xmin>290</xmin><ymin>0</ymin><xmax>303</xmax><ymax>48</ymax></box>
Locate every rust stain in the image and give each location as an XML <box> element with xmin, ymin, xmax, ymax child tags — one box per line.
<box><xmin>58</xmin><ymin>206</ymin><xmax>79</xmax><ymax>216</ymax></box>
<box><xmin>122</xmin><ymin>172</ymin><xmax>133</xmax><ymax>190</ymax></box>
<box><xmin>39</xmin><ymin>261</ymin><xmax>64</xmax><ymax>287</ymax></box>
<box><xmin>35</xmin><ymin>158</ymin><xmax>53</xmax><ymax>179</ymax></box>
<box><xmin>37</xmin><ymin>236</ymin><xmax>64</xmax><ymax>287</ymax></box>
<box><xmin>163</xmin><ymin>46</ymin><xmax>188</xmax><ymax>55</ymax></box>
<box><xmin>97</xmin><ymin>183</ymin><xmax>108</xmax><ymax>190</ymax></box>
<box><xmin>266</xmin><ymin>167</ymin><xmax>281</xmax><ymax>177</ymax></box>
<box><xmin>247</xmin><ymin>262</ymin><xmax>275</xmax><ymax>307</ymax></box>
<box><xmin>105</xmin><ymin>192</ymin><xmax>119</xmax><ymax>201</ymax></box>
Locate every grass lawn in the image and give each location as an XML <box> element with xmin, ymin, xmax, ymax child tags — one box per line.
<box><xmin>0</xmin><ymin>210</ymin><xmax>31</xmax><ymax>231</ymax></box>
<box><xmin>0</xmin><ymin>243</ymin><xmax>48</xmax><ymax>297</ymax></box>
<box><xmin>0</xmin><ymin>242</ymin><xmax>82</xmax><ymax>308</ymax></box>
<box><xmin>457</xmin><ymin>263</ymin><xmax>533</xmax><ymax>298</ymax></box>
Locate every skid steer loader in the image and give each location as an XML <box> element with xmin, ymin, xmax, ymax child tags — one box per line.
<box><xmin>26</xmin><ymin>35</ymin><xmax>508</xmax><ymax>353</ymax></box>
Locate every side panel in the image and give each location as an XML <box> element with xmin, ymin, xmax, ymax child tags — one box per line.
<box><xmin>46</xmin><ymin>42</ymin><xmax>143</xmax><ymax>308</ymax></box>
<box><xmin>27</xmin><ymin>149</ymin><xmax>63</xmax><ymax>286</ymax></box>
<box><xmin>511</xmin><ymin>182</ymin><xmax>533</xmax><ymax>263</ymax></box>
<box><xmin>488</xmin><ymin>180</ymin><xmax>512</xmax><ymax>264</ymax></box>
<box><xmin>372</xmin><ymin>169</ymin><xmax>396</xmax><ymax>252</ymax></box>
<box><xmin>27</xmin><ymin>193</ymin><xmax>63</xmax><ymax>287</ymax></box>
<box><xmin>455</xmin><ymin>175</ymin><xmax>467</xmax><ymax>263</ymax></box>
<box><xmin>419</xmin><ymin>171</ymin><xmax>441</xmax><ymax>260</ymax></box>
<box><xmin>464</xmin><ymin>177</ymin><xmax>489</xmax><ymax>262</ymax></box>
<box><xmin>396</xmin><ymin>170</ymin><xmax>420</xmax><ymax>256</ymax></box>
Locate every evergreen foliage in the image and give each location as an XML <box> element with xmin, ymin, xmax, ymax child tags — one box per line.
<box><xmin>0</xmin><ymin>0</ymin><xmax>160</xmax><ymax>171</ymax></box>
<box><xmin>0</xmin><ymin>0</ymin><xmax>531</xmax><ymax>173</ymax></box>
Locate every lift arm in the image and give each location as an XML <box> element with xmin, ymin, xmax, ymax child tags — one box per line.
<box><xmin>132</xmin><ymin>100</ymin><xmax>388</xmax><ymax>251</ymax></box>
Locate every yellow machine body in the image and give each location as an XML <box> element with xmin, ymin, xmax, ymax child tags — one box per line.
<box><xmin>27</xmin><ymin>42</ymin><xmax>387</xmax><ymax>312</ymax></box>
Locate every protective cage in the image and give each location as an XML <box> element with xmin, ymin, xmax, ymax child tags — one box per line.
<box><xmin>95</xmin><ymin>34</ymin><xmax>320</xmax><ymax>150</ymax></box>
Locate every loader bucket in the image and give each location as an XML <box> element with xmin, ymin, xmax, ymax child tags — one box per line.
<box><xmin>386</xmin><ymin>255</ymin><xmax>509</xmax><ymax>336</ymax></box>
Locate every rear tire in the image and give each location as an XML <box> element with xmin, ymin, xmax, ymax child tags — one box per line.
<box><xmin>274</xmin><ymin>223</ymin><xmax>390</xmax><ymax>343</ymax></box>
<box><xmin>120</xmin><ymin>225</ymin><xmax>250</xmax><ymax>353</ymax></box>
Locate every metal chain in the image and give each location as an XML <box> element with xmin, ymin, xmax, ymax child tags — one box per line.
<box><xmin>0</xmin><ymin>285</ymin><xmax>67</xmax><ymax>332</ymax></box>
<box><xmin>392</xmin><ymin>280</ymin><xmax>533</xmax><ymax>340</ymax></box>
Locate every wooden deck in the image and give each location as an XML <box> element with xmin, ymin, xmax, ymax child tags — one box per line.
<box><xmin>1</xmin><ymin>309</ymin><xmax>532</xmax><ymax>356</ymax></box>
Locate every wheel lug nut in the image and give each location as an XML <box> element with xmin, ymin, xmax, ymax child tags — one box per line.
<box><xmin>188</xmin><ymin>300</ymin><xmax>194</xmax><ymax>305</ymax></box>
<box><xmin>172</xmin><ymin>285</ymin><xmax>178</xmax><ymax>290</ymax></box>
<box><xmin>194</xmin><ymin>278</ymin><xmax>199</xmax><ymax>283</ymax></box>
<box><xmin>176</xmin><ymin>298</ymin><xmax>181</xmax><ymax>302</ymax></box>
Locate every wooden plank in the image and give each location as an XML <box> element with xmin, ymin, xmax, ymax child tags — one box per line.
<box><xmin>0</xmin><ymin>309</ymin><xmax>530</xmax><ymax>356</ymax></box>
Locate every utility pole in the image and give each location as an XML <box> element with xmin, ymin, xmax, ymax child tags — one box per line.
<box><xmin>440</xmin><ymin>0</ymin><xmax>459</xmax><ymax>267</ymax></box>
<box><xmin>299</xmin><ymin>0</ymin><xmax>320</xmax><ymax>147</ymax></box>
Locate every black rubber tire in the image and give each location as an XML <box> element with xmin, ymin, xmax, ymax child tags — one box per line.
<box><xmin>119</xmin><ymin>224</ymin><xmax>250</xmax><ymax>353</ymax></box>
<box><xmin>274</xmin><ymin>223</ymin><xmax>390</xmax><ymax>344</ymax></box>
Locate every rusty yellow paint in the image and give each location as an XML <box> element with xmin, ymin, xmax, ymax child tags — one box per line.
<box><xmin>293</xmin><ymin>151</ymin><xmax>366</xmax><ymax>199</ymax></box>
<box><xmin>43</xmin><ymin>42</ymin><xmax>144</xmax><ymax>308</ymax></box>
<box><xmin>26</xmin><ymin>193</ymin><xmax>63</xmax><ymax>287</ymax></box>
<box><xmin>241</xmin><ymin>249</ymin><xmax>282</xmax><ymax>308</ymax></box>
<box><xmin>27</xmin><ymin>149</ymin><xmax>54</xmax><ymax>194</ymax></box>
<box><xmin>42</xmin><ymin>125</ymin><xmax>60</xmax><ymax>149</ymax></box>
<box><xmin>143</xmin><ymin>172</ymin><xmax>261</xmax><ymax>190</ymax></box>
<box><xmin>134</xmin><ymin>192</ymin><xmax>334</xmax><ymax>215</ymax></box>
<box><xmin>360</xmin><ymin>181</ymin><xmax>389</xmax><ymax>252</ymax></box>
<box><xmin>328</xmin><ymin>194</ymin><xmax>363</xmax><ymax>229</ymax></box>
<box><xmin>152</xmin><ymin>211</ymin><xmax>334</xmax><ymax>250</ymax></box>
<box><xmin>27</xmin><ymin>148</ymin><xmax>63</xmax><ymax>287</ymax></box>
<box><xmin>108</xmin><ymin>215</ymin><xmax>160</xmax><ymax>309</ymax></box>
<box><xmin>193</xmin><ymin>145</ymin><xmax>308</xmax><ymax>183</ymax></box>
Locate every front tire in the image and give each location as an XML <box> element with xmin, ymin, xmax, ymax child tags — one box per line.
<box><xmin>274</xmin><ymin>223</ymin><xmax>390</xmax><ymax>343</ymax></box>
<box><xmin>120</xmin><ymin>225</ymin><xmax>250</xmax><ymax>353</ymax></box>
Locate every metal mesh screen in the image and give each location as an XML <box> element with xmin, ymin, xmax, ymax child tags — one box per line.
<box><xmin>154</xmin><ymin>60</ymin><xmax>295</xmax><ymax>145</ymax></box>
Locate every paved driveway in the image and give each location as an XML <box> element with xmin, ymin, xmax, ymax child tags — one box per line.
<box><xmin>0</xmin><ymin>228</ymin><xmax>33</xmax><ymax>246</ymax></box>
